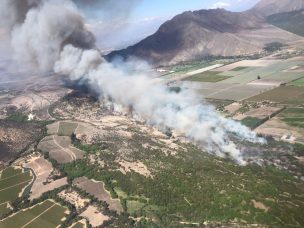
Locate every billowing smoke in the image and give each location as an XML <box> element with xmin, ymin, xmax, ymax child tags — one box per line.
<box><xmin>1</xmin><ymin>0</ymin><xmax>265</xmax><ymax>164</ymax></box>
<box><xmin>72</xmin><ymin>0</ymin><xmax>142</xmax><ymax>20</ymax></box>
<box><xmin>1</xmin><ymin>0</ymin><xmax>95</xmax><ymax>71</ymax></box>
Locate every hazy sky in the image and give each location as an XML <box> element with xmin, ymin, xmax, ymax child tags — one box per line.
<box><xmin>133</xmin><ymin>0</ymin><xmax>260</xmax><ymax>19</ymax></box>
<box><xmin>90</xmin><ymin>0</ymin><xmax>260</xmax><ymax>52</ymax></box>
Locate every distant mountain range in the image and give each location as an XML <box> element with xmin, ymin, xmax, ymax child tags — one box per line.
<box><xmin>251</xmin><ymin>0</ymin><xmax>304</xmax><ymax>16</ymax></box>
<box><xmin>107</xmin><ymin>0</ymin><xmax>304</xmax><ymax>66</ymax></box>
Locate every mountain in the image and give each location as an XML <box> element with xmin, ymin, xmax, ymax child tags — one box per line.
<box><xmin>251</xmin><ymin>0</ymin><xmax>304</xmax><ymax>16</ymax></box>
<box><xmin>267</xmin><ymin>10</ymin><xmax>304</xmax><ymax>37</ymax></box>
<box><xmin>107</xmin><ymin>0</ymin><xmax>304</xmax><ymax>66</ymax></box>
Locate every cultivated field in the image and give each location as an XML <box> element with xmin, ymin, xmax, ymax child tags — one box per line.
<box><xmin>184</xmin><ymin>71</ymin><xmax>231</xmax><ymax>82</ymax></box>
<box><xmin>0</xmin><ymin>203</ymin><xmax>10</xmax><ymax>216</ymax></box>
<box><xmin>0</xmin><ymin>200</ymin><xmax>69</xmax><ymax>228</ymax></box>
<box><xmin>0</xmin><ymin>167</ymin><xmax>33</xmax><ymax>209</ymax></box>
<box><xmin>220</xmin><ymin>59</ymin><xmax>303</xmax><ymax>84</ymax></box>
<box><xmin>193</xmin><ymin>82</ymin><xmax>274</xmax><ymax>101</ymax></box>
<box><xmin>290</xmin><ymin>77</ymin><xmax>304</xmax><ymax>86</ymax></box>
<box><xmin>247</xmin><ymin>86</ymin><xmax>304</xmax><ymax>105</ymax></box>
<box><xmin>213</xmin><ymin>59</ymin><xmax>280</xmax><ymax>72</ymax></box>
<box><xmin>73</xmin><ymin>177</ymin><xmax>123</xmax><ymax>214</ymax></box>
<box><xmin>38</xmin><ymin>135</ymin><xmax>84</xmax><ymax>164</ymax></box>
<box><xmin>234</xmin><ymin>106</ymin><xmax>285</xmax><ymax>120</ymax></box>
<box><xmin>58</xmin><ymin>122</ymin><xmax>78</xmax><ymax>136</ymax></box>
<box><xmin>278</xmin><ymin>107</ymin><xmax>304</xmax><ymax>129</ymax></box>
<box><xmin>70</xmin><ymin>220</ymin><xmax>87</xmax><ymax>228</ymax></box>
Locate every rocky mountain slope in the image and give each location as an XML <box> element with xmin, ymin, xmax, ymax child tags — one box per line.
<box><xmin>251</xmin><ymin>0</ymin><xmax>304</xmax><ymax>16</ymax></box>
<box><xmin>107</xmin><ymin>0</ymin><xmax>304</xmax><ymax>66</ymax></box>
<box><xmin>267</xmin><ymin>10</ymin><xmax>304</xmax><ymax>37</ymax></box>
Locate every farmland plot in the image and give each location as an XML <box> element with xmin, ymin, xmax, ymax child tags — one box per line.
<box><xmin>38</xmin><ymin>135</ymin><xmax>84</xmax><ymax>163</ymax></box>
<box><xmin>0</xmin><ymin>167</ymin><xmax>33</xmax><ymax>207</ymax></box>
<box><xmin>247</xmin><ymin>86</ymin><xmax>304</xmax><ymax>105</ymax></box>
<box><xmin>23</xmin><ymin>156</ymin><xmax>68</xmax><ymax>200</ymax></box>
<box><xmin>0</xmin><ymin>200</ymin><xmax>69</xmax><ymax>228</ymax></box>
<box><xmin>73</xmin><ymin>177</ymin><xmax>123</xmax><ymax>214</ymax></box>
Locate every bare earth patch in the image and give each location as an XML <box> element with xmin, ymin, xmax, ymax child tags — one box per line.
<box><xmin>73</xmin><ymin>177</ymin><xmax>123</xmax><ymax>214</ymax></box>
<box><xmin>58</xmin><ymin>189</ymin><xmax>90</xmax><ymax>211</ymax></box>
<box><xmin>255</xmin><ymin>118</ymin><xmax>304</xmax><ymax>143</ymax></box>
<box><xmin>225</xmin><ymin>102</ymin><xmax>242</xmax><ymax>115</ymax></box>
<box><xmin>251</xmin><ymin>200</ymin><xmax>269</xmax><ymax>212</ymax></box>
<box><xmin>118</xmin><ymin>160</ymin><xmax>152</xmax><ymax>178</ymax></box>
<box><xmin>22</xmin><ymin>155</ymin><xmax>68</xmax><ymax>200</ymax></box>
<box><xmin>80</xmin><ymin>206</ymin><xmax>109</xmax><ymax>227</ymax></box>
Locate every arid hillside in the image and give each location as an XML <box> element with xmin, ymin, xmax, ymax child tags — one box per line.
<box><xmin>107</xmin><ymin>0</ymin><xmax>304</xmax><ymax>65</ymax></box>
<box><xmin>251</xmin><ymin>0</ymin><xmax>304</xmax><ymax>16</ymax></box>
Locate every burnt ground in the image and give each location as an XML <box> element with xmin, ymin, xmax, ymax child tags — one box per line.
<box><xmin>0</xmin><ymin>120</ymin><xmax>46</xmax><ymax>166</ymax></box>
<box><xmin>238</xmin><ymin>138</ymin><xmax>304</xmax><ymax>179</ymax></box>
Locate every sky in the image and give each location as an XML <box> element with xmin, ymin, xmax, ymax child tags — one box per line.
<box><xmin>90</xmin><ymin>0</ymin><xmax>260</xmax><ymax>52</ymax></box>
<box><xmin>133</xmin><ymin>0</ymin><xmax>260</xmax><ymax>19</ymax></box>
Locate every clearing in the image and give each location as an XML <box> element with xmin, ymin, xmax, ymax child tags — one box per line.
<box><xmin>73</xmin><ymin>177</ymin><xmax>123</xmax><ymax>214</ymax></box>
<box><xmin>22</xmin><ymin>155</ymin><xmax>68</xmax><ymax>200</ymax></box>
<box><xmin>80</xmin><ymin>206</ymin><xmax>109</xmax><ymax>227</ymax></box>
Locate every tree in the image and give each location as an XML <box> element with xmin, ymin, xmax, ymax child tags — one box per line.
<box><xmin>263</xmin><ymin>42</ymin><xmax>284</xmax><ymax>52</ymax></box>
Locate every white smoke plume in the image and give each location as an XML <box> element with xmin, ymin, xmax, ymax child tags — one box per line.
<box><xmin>3</xmin><ymin>0</ymin><xmax>94</xmax><ymax>71</ymax></box>
<box><xmin>54</xmin><ymin>45</ymin><xmax>265</xmax><ymax>164</ymax></box>
<box><xmin>1</xmin><ymin>0</ymin><xmax>266</xmax><ymax>164</ymax></box>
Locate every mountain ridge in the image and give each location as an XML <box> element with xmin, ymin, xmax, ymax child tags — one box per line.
<box><xmin>107</xmin><ymin>0</ymin><xmax>304</xmax><ymax>65</ymax></box>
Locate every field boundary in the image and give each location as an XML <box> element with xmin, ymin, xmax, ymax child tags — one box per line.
<box><xmin>21</xmin><ymin>204</ymin><xmax>56</xmax><ymax>228</ymax></box>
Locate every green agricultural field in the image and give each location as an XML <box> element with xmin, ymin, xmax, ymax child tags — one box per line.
<box><xmin>247</xmin><ymin>86</ymin><xmax>304</xmax><ymax>105</ymax></box>
<box><xmin>184</xmin><ymin>71</ymin><xmax>231</xmax><ymax>82</ymax></box>
<box><xmin>58</xmin><ymin>122</ymin><xmax>78</xmax><ymax>136</ymax></box>
<box><xmin>241</xmin><ymin>117</ymin><xmax>263</xmax><ymax>129</ymax></box>
<box><xmin>278</xmin><ymin>107</ymin><xmax>304</xmax><ymax>128</ymax></box>
<box><xmin>264</xmin><ymin>72</ymin><xmax>304</xmax><ymax>83</ymax></box>
<box><xmin>0</xmin><ymin>167</ymin><xmax>33</xmax><ymax>206</ymax></box>
<box><xmin>0</xmin><ymin>200</ymin><xmax>68</xmax><ymax>228</ymax></box>
<box><xmin>231</xmin><ymin>66</ymin><xmax>249</xmax><ymax>71</ymax></box>
<box><xmin>221</xmin><ymin>60</ymin><xmax>303</xmax><ymax>84</ymax></box>
<box><xmin>290</xmin><ymin>77</ymin><xmax>304</xmax><ymax>87</ymax></box>
<box><xmin>0</xmin><ymin>203</ymin><xmax>10</xmax><ymax>216</ymax></box>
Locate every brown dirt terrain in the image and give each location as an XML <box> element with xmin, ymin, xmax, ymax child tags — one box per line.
<box><xmin>73</xmin><ymin>177</ymin><xmax>123</xmax><ymax>214</ymax></box>
<box><xmin>234</xmin><ymin>105</ymin><xmax>285</xmax><ymax>120</ymax></box>
<box><xmin>255</xmin><ymin>117</ymin><xmax>304</xmax><ymax>143</ymax></box>
<box><xmin>22</xmin><ymin>155</ymin><xmax>68</xmax><ymax>200</ymax></box>
<box><xmin>118</xmin><ymin>160</ymin><xmax>152</xmax><ymax>178</ymax></box>
<box><xmin>58</xmin><ymin>189</ymin><xmax>90</xmax><ymax>211</ymax></box>
<box><xmin>80</xmin><ymin>206</ymin><xmax>109</xmax><ymax>227</ymax></box>
<box><xmin>247</xmin><ymin>86</ymin><xmax>304</xmax><ymax>105</ymax></box>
